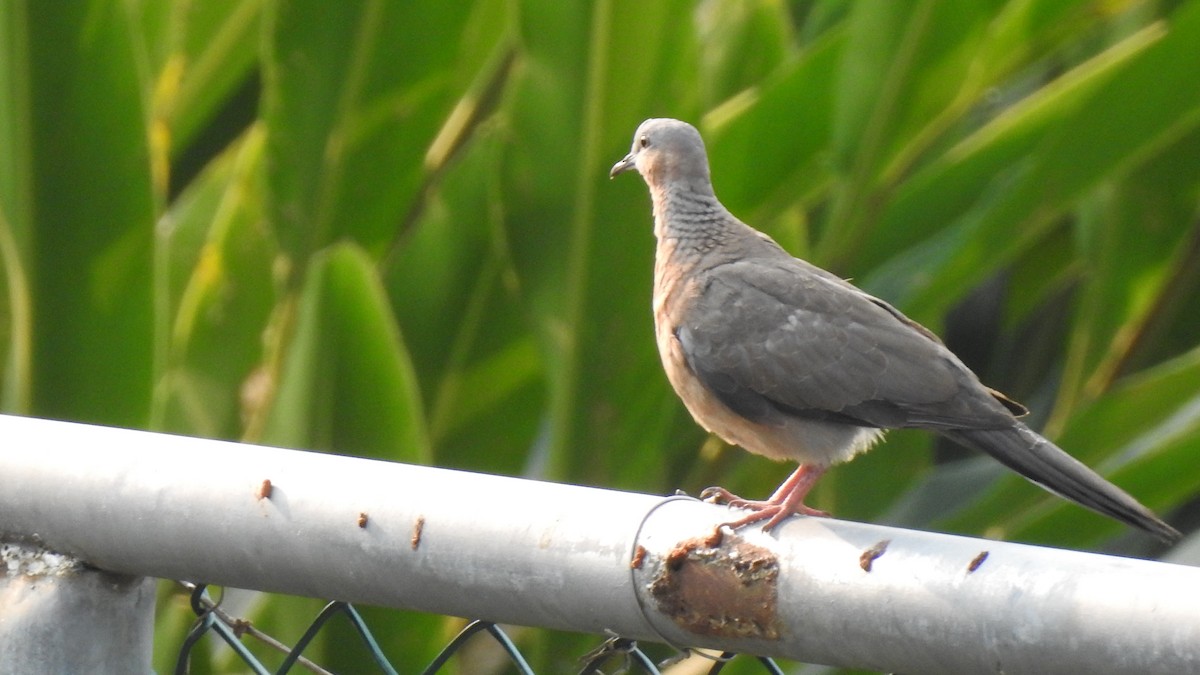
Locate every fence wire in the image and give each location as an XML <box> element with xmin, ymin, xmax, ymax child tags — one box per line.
<box><xmin>175</xmin><ymin>583</ymin><xmax>786</xmax><ymax>674</ymax></box>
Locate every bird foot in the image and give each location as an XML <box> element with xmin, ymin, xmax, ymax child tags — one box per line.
<box><xmin>700</xmin><ymin>485</ymin><xmax>829</xmax><ymax>533</ymax></box>
<box><xmin>699</xmin><ymin>486</ymin><xmax>742</xmax><ymax>505</ymax></box>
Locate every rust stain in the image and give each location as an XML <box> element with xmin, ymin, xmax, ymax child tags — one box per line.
<box><xmin>230</xmin><ymin>617</ymin><xmax>251</xmax><ymax>638</ymax></box>
<box><xmin>411</xmin><ymin>516</ymin><xmax>425</xmax><ymax>550</ymax></box>
<box><xmin>967</xmin><ymin>550</ymin><xmax>989</xmax><ymax>573</ymax></box>
<box><xmin>648</xmin><ymin>533</ymin><xmax>782</xmax><ymax>640</ymax></box>
<box><xmin>859</xmin><ymin>539</ymin><xmax>891</xmax><ymax>572</ymax></box>
<box><xmin>255</xmin><ymin>479</ymin><xmax>273</xmax><ymax>500</ymax></box>
<box><xmin>703</xmin><ymin>526</ymin><xmax>724</xmax><ymax>548</ymax></box>
<box><xmin>631</xmin><ymin>545</ymin><xmax>648</xmax><ymax>570</ymax></box>
<box><xmin>357</xmin><ymin>512</ymin><xmax>369</xmax><ymax>529</ymax></box>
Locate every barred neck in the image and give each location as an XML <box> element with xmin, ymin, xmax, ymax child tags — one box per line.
<box><xmin>650</xmin><ymin>182</ymin><xmax>734</xmax><ymax>248</ymax></box>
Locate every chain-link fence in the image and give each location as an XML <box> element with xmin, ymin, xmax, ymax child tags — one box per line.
<box><xmin>171</xmin><ymin>581</ymin><xmax>787</xmax><ymax>667</ymax></box>
<box><xmin>175</xmin><ymin>583</ymin><xmax>785</xmax><ymax>674</ymax></box>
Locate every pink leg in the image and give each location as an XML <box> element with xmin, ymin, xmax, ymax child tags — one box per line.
<box><xmin>702</xmin><ymin>465</ymin><xmax>829</xmax><ymax>533</ymax></box>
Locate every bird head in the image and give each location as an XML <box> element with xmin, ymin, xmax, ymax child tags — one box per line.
<box><xmin>610</xmin><ymin>118</ymin><xmax>712</xmax><ymax>189</ymax></box>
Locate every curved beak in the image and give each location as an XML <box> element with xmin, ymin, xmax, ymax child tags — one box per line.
<box><xmin>609</xmin><ymin>152</ymin><xmax>636</xmax><ymax>179</ymax></box>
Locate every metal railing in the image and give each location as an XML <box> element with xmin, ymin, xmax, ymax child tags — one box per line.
<box><xmin>1</xmin><ymin>414</ymin><xmax>1197</xmax><ymax>673</ymax></box>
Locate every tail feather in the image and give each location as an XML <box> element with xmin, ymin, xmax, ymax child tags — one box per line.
<box><xmin>942</xmin><ymin>423</ymin><xmax>1180</xmax><ymax>543</ymax></box>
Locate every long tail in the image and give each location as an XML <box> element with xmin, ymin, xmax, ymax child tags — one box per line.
<box><xmin>942</xmin><ymin>423</ymin><xmax>1180</xmax><ymax>543</ymax></box>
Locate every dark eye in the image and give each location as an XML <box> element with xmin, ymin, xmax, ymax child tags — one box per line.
<box><xmin>638</xmin><ymin>135</ymin><xmax>649</xmax><ymax>149</ymax></box>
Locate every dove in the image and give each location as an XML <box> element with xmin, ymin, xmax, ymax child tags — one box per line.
<box><xmin>611</xmin><ymin>118</ymin><xmax>1179</xmax><ymax>542</ymax></box>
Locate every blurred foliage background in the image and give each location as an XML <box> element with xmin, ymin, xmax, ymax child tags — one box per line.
<box><xmin>2</xmin><ymin>0</ymin><xmax>1199</xmax><ymax>672</ymax></box>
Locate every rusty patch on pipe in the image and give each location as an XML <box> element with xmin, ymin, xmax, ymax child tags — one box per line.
<box><xmin>648</xmin><ymin>534</ymin><xmax>781</xmax><ymax>640</ymax></box>
<box><xmin>859</xmin><ymin>539</ymin><xmax>891</xmax><ymax>572</ymax></box>
<box><xmin>631</xmin><ymin>545</ymin><xmax>648</xmax><ymax>570</ymax></box>
<box><xmin>411</xmin><ymin>516</ymin><xmax>425</xmax><ymax>550</ymax></box>
<box><xmin>255</xmin><ymin>479</ymin><xmax>273</xmax><ymax>500</ymax></box>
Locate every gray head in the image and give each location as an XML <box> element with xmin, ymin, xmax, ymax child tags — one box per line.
<box><xmin>609</xmin><ymin>118</ymin><xmax>712</xmax><ymax>189</ymax></box>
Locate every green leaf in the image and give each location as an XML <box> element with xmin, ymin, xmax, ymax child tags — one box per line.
<box><xmin>1051</xmin><ymin>125</ymin><xmax>1200</xmax><ymax>422</ymax></box>
<box><xmin>695</xmin><ymin>0</ymin><xmax>795</xmax><ymax>108</ymax></box>
<box><xmin>821</xmin><ymin>0</ymin><xmax>999</xmax><ymax>265</ymax></box>
<box><xmin>262</xmin><ymin>0</ymin><xmax>500</xmax><ymax>269</ymax></box>
<box><xmin>263</xmin><ymin>244</ymin><xmax>430</xmax><ymax>463</ymax></box>
<box><xmin>24</xmin><ymin>1</ymin><xmax>156</xmax><ymax>426</ymax></box>
<box><xmin>386</xmin><ymin>128</ymin><xmax>546</xmax><ymax>473</ymax></box>
<box><xmin>705</xmin><ymin>28</ymin><xmax>845</xmax><ymax>225</ymax></box>
<box><xmin>0</xmin><ymin>2</ymin><xmax>33</xmax><ymax>412</ymax></box>
<box><xmin>151</xmin><ymin>0</ymin><xmax>263</xmax><ymax>159</ymax></box>
<box><xmin>863</xmin><ymin>4</ymin><xmax>1200</xmax><ymax>320</ymax></box>
<box><xmin>155</xmin><ymin>128</ymin><xmax>276</xmax><ymax>439</ymax></box>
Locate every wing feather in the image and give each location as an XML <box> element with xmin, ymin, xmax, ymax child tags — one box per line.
<box><xmin>675</xmin><ymin>258</ymin><xmax>1015</xmax><ymax>431</ymax></box>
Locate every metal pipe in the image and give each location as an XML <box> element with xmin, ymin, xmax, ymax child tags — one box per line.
<box><xmin>0</xmin><ymin>414</ymin><xmax>660</xmax><ymax>638</ymax></box>
<box><xmin>0</xmin><ymin>542</ymin><xmax>155</xmax><ymax>672</ymax></box>
<box><xmin>0</xmin><ymin>414</ymin><xmax>1196</xmax><ymax>673</ymax></box>
<box><xmin>632</xmin><ymin>500</ymin><xmax>1199</xmax><ymax>673</ymax></box>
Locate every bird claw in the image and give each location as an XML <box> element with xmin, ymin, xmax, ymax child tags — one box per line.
<box><xmin>701</xmin><ymin>483</ymin><xmax>829</xmax><ymax>532</ymax></box>
<box><xmin>731</xmin><ymin>502</ymin><xmax>830</xmax><ymax>530</ymax></box>
<box><xmin>699</xmin><ymin>486</ymin><xmax>739</xmax><ymax>504</ymax></box>
<box><xmin>701</xmin><ymin>486</ymin><xmax>778</xmax><ymax>510</ymax></box>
